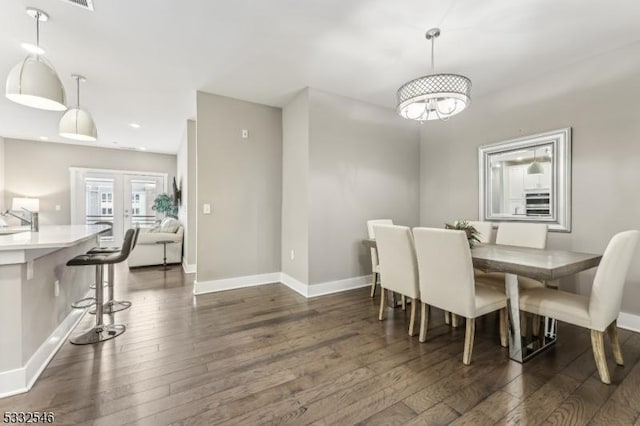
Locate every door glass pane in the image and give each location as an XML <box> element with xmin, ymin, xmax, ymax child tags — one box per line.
<box><xmin>130</xmin><ymin>180</ymin><xmax>159</xmax><ymax>228</ymax></box>
<box><xmin>85</xmin><ymin>178</ymin><xmax>114</xmax><ymax>244</ymax></box>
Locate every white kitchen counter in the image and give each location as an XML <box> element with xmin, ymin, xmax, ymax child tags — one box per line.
<box><xmin>0</xmin><ymin>225</ymin><xmax>109</xmax><ymax>266</ymax></box>
<box><xmin>0</xmin><ymin>224</ymin><xmax>110</xmax><ymax>398</ymax></box>
<box><xmin>0</xmin><ymin>225</ymin><xmax>109</xmax><ymax>251</ymax></box>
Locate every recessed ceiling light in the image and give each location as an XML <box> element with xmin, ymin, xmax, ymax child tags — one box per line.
<box><xmin>129</xmin><ymin>123</ymin><xmax>141</xmax><ymax>129</ymax></box>
<box><xmin>139</xmin><ymin>147</ymin><xmax>147</xmax><ymax>151</ymax></box>
<box><xmin>21</xmin><ymin>42</ymin><xmax>45</xmax><ymax>55</ymax></box>
<box><xmin>516</xmin><ymin>157</ymin><xmax>523</xmax><ymax>161</ymax></box>
<box><xmin>39</xmin><ymin>136</ymin><xmax>48</xmax><ymax>140</ymax></box>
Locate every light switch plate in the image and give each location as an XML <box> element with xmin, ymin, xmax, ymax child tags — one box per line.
<box><xmin>242</xmin><ymin>129</ymin><xmax>249</xmax><ymax>139</ymax></box>
<box><xmin>203</xmin><ymin>203</ymin><xmax>211</xmax><ymax>214</ymax></box>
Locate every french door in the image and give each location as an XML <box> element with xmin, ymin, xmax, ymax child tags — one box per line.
<box><xmin>71</xmin><ymin>168</ymin><xmax>166</xmax><ymax>246</ymax></box>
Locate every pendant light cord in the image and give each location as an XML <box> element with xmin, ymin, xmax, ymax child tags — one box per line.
<box><xmin>76</xmin><ymin>77</ymin><xmax>80</xmax><ymax>107</ymax></box>
<box><xmin>35</xmin><ymin>11</ymin><xmax>40</xmax><ymax>57</ymax></box>
<box><xmin>430</xmin><ymin>36</ymin><xmax>435</xmax><ymax>74</ymax></box>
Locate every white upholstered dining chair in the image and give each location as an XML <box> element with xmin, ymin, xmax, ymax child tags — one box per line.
<box><xmin>519</xmin><ymin>230</ymin><xmax>639</xmax><ymax>384</ymax></box>
<box><xmin>468</xmin><ymin>221</ymin><xmax>493</xmax><ymax>244</ymax></box>
<box><xmin>413</xmin><ymin>227</ymin><xmax>508</xmax><ymax>365</ymax></box>
<box><xmin>367</xmin><ymin>219</ymin><xmax>393</xmax><ymax>298</ymax></box>
<box><xmin>374</xmin><ymin>224</ymin><xmax>419</xmax><ymax>336</ymax></box>
<box><xmin>481</xmin><ymin>222</ymin><xmax>549</xmax><ymax>290</ymax></box>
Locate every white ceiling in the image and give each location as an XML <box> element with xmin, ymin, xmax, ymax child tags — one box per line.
<box><xmin>1</xmin><ymin>0</ymin><xmax>640</xmax><ymax>154</ymax></box>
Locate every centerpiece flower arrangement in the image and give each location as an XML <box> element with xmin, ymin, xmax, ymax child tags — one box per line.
<box><xmin>444</xmin><ymin>220</ymin><xmax>481</xmax><ymax>248</ymax></box>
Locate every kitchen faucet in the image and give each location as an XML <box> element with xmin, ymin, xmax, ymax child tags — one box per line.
<box><xmin>1</xmin><ymin>209</ymin><xmax>39</xmax><ymax>231</ymax></box>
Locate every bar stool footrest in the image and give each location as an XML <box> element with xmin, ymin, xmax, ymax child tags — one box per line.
<box><xmin>69</xmin><ymin>324</ymin><xmax>126</xmax><ymax>345</ymax></box>
<box><xmin>89</xmin><ymin>281</ymin><xmax>109</xmax><ymax>290</ymax></box>
<box><xmin>90</xmin><ymin>300</ymin><xmax>132</xmax><ymax>315</ymax></box>
<box><xmin>71</xmin><ymin>297</ymin><xmax>96</xmax><ymax>309</ymax></box>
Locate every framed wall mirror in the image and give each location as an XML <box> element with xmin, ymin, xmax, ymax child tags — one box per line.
<box><xmin>478</xmin><ymin>128</ymin><xmax>571</xmax><ymax>232</ymax></box>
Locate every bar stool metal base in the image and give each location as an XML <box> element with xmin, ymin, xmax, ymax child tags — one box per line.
<box><xmin>71</xmin><ymin>297</ymin><xmax>96</xmax><ymax>309</ymax></box>
<box><xmin>89</xmin><ymin>300</ymin><xmax>132</xmax><ymax>315</ymax></box>
<box><xmin>70</xmin><ymin>324</ymin><xmax>126</xmax><ymax>345</ymax></box>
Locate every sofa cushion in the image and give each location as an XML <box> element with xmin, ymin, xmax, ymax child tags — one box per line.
<box><xmin>160</xmin><ymin>217</ymin><xmax>180</xmax><ymax>233</ymax></box>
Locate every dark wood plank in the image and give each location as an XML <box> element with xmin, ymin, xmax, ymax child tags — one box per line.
<box><xmin>0</xmin><ymin>263</ymin><xmax>639</xmax><ymax>426</ymax></box>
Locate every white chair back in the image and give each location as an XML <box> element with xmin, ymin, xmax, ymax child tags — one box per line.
<box><xmin>496</xmin><ymin>222</ymin><xmax>547</xmax><ymax>249</ymax></box>
<box><xmin>468</xmin><ymin>221</ymin><xmax>493</xmax><ymax>244</ymax></box>
<box><xmin>413</xmin><ymin>227</ymin><xmax>476</xmax><ymax>318</ymax></box>
<box><xmin>374</xmin><ymin>224</ymin><xmax>419</xmax><ymax>299</ymax></box>
<box><xmin>367</xmin><ymin>219</ymin><xmax>393</xmax><ymax>269</ymax></box>
<box><xmin>589</xmin><ymin>230</ymin><xmax>640</xmax><ymax>330</ymax></box>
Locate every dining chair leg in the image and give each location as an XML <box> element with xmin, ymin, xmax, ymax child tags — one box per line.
<box><xmin>590</xmin><ymin>330</ymin><xmax>611</xmax><ymax>384</ymax></box>
<box><xmin>444</xmin><ymin>311</ymin><xmax>451</xmax><ymax>325</ymax></box>
<box><xmin>378</xmin><ymin>287</ymin><xmax>386</xmax><ymax>321</ymax></box>
<box><xmin>499</xmin><ymin>308</ymin><xmax>508</xmax><ymax>348</ymax></box>
<box><xmin>402</xmin><ymin>295</ymin><xmax>406</xmax><ymax>311</ymax></box>
<box><xmin>370</xmin><ymin>272</ymin><xmax>377</xmax><ymax>298</ymax></box>
<box><xmin>452</xmin><ymin>313</ymin><xmax>460</xmax><ymax>328</ymax></box>
<box><xmin>408</xmin><ymin>298</ymin><xmax>417</xmax><ymax>336</ymax></box>
<box><xmin>463</xmin><ymin>318</ymin><xmax>476</xmax><ymax>365</ymax></box>
<box><xmin>608</xmin><ymin>321</ymin><xmax>624</xmax><ymax>366</ymax></box>
<box><xmin>419</xmin><ymin>303</ymin><xmax>429</xmax><ymax>342</ymax></box>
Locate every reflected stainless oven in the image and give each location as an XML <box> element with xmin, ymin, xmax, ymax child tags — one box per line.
<box><xmin>525</xmin><ymin>192</ymin><xmax>550</xmax><ymax>216</ymax></box>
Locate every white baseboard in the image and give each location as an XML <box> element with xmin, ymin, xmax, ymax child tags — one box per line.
<box><xmin>182</xmin><ymin>261</ymin><xmax>196</xmax><ymax>274</ymax></box>
<box><xmin>279</xmin><ymin>273</ymin><xmax>308</xmax><ymax>297</ymax></box>
<box><xmin>618</xmin><ymin>312</ymin><xmax>640</xmax><ymax>333</ymax></box>
<box><xmin>193</xmin><ymin>272</ymin><xmax>282</xmax><ymax>295</ymax></box>
<box><xmin>279</xmin><ymin>273</ymin><xmax>371</xmax><ymax>298</ymax></box>
<box><xmin>194</xmin><ymin>271</ymin><xmax>372</xmax><ymax>299</ymax></box>
<box><xmin>0</xmin><ymin>303</ymin><xmax>87</xmax><ymax>399</ymax></box>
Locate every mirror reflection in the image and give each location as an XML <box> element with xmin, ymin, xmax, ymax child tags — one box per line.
<box><xmin>479</xmin><ymin>128</ymin><xmax>571</xmax><ymax>232</ymax></box>
<box><xmin>488</xmin><ymin>144</ymin><xmax>553</xmax><ymax>218</ymax></box>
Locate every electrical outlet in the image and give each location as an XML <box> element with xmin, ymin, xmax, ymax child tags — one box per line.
<box><xmin>54</xmin><ymin>280</ymin><xmax>60</xmax><ymax>297</ymax></box>
<box><xmin>290</xmin><ymin>250</ymin><xmax>295</xmax><ymax>261</ymax></box>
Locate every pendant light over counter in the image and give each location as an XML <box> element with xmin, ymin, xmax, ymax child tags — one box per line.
<box><xmin>5</xmin><ymin>8</ymin><xmax>67</xmax><ymax>111</ymax></box>
<box><xmin>59</xmin><ymin>75</ymin><xmax>98</xmax><ymax>141</ymax></box>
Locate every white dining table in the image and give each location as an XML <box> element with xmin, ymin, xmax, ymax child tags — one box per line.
<box><xmin>363</xmin><ymin>239</ymin><xmax>602</xmax><ymax>362</ymax></box>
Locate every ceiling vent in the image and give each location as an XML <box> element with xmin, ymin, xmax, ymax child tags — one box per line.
<box><xmin>60</xmin><ymin>0</ymin><xmax>95</xmax><ymax>11</ymax></box>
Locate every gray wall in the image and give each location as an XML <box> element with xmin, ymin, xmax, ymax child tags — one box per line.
<box><xmin>420</xmin><ymin>42</ymin><xmax>640</xmax><ymax>314</ymax></box>
<box><xmin>177</xmin><ymin>119</ymin><xmax>197</xmax><ymax>268</ymax></box>
<box><xmin>307</xmin><ymin>88</ymin><xmax>420</xmax><ymax>284</ymax></box>
<box><xmin>3</xmin><ymin>138</ymin><xmax>176</xmax><ymax>226</ymax></box>
<box><xmin>281</xmin><ymin>90</ymin><xmax>309</xmax><ymax>283</ymax></box>
<box><xmin>196</xmin><ymin>92</ymin><xmax>283</xmax><ymax>281</ymax></box>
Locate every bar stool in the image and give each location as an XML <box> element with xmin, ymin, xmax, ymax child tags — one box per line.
<box><xmin>67</xmin><ymin>229</ymin><xmax>136</xmax><ymax>345</ymax></box>
<box><xmin>87</xmin><ymin>228</ymin><xmax>140</xmax><ymax>314</ymax></box>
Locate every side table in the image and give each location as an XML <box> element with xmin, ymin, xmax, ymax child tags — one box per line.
<box><xmin>155</xmin><ymin>240</ymin><xmax>175</xmax><ymax>271</ymax></box>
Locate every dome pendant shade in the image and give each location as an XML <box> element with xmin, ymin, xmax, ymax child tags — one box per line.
<box><xmin>59</xmin><ymin>108</ymin><xmax>97</xmax><ymax>141</ymax></box>
<box><xmin>527</xmin><ymin>160</ymin><xmax>544</xmax><ymax>175</ymax></box>
<box><xmin>5</xmin><ymin>56</ymin><xmax>67</xmax><ymax>111</ymax></box>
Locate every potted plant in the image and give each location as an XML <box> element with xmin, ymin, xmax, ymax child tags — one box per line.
<box><xmin>152</xmin><ymin>193</ymin><xmax>178</xmax><ymax>218</ymax></box>
<box><xmin>444</xmin><ymin>220</ymin><xmax>481</xmax><ymax>248</ymax></box>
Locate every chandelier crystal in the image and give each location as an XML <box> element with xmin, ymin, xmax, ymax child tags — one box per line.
<box><xmin>397</xmin><ymin>28</ymin><xmax>471</xmax><ymax>122</ymax></box>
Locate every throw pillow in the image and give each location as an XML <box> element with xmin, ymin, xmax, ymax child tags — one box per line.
<box><xmin>160</xmin><ymin>217</ymin><xmax>180</xmax><ymax>233</ymax></box>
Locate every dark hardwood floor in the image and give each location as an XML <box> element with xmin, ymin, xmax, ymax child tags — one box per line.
<box><xmin>2</xmin><ymin>265</ymin><xmax>640</xmax><ymax>425</ymax></box>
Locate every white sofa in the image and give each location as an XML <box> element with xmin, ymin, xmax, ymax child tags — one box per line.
<box><xmin>127</xmin><ymin>225</ymin><xmax>183</xmax><ymax>268</ymax></box>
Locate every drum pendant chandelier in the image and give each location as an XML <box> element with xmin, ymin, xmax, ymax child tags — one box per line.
<box><xmin>396</xmin><ymin>28</ymin><xmax>471</xmax><ymax>122</ymax></box>
<box><xmin>59</xmin><ymin>75</ymin><xmax>97</xmax><ymax>141</ymax></box>
<box><xmin>5</xmin><ymin>8</ymin><xmax>66</xmax><ymax>111</ymax></box>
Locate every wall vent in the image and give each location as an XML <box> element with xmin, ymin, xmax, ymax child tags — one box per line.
<box><xmin>60</xmin><ymin>0</ymin><xmax>95</xmax><ymax>11</ymax></box>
